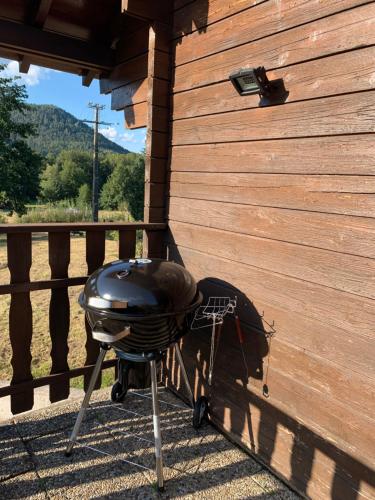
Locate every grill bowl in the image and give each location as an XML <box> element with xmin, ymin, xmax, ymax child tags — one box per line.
<box><xmin>79</xmin><ymin>258</ymin><xmax>202</xmax><ymax>354</ymax></box>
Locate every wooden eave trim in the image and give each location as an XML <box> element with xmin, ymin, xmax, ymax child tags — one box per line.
<box><xmin>0</xmin><ymin>18</ymin><xmax>115</xmax><ymax>71</ymax></box>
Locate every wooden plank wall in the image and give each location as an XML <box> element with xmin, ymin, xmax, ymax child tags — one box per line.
<box><xmin>166</xmin><ymin>1</ymin><xmax>375</xmax><ymax>498</ymax></box>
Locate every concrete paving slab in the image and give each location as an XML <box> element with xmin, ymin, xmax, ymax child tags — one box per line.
<box><xmin>248</xmin><ymin>471</ymin><xmax>300</xmax><ymax>499</ymax></box>
<box><xmin>0</xmin><ymin>471</ymin><xmax>48</xmax><ymax>499</ymax></box>
<box><xmin>0</xmin><ymin>388</ymin><xmax>299</xmax><ymax>499</ymax></box>
<box><xmin>27</xmin><ymin>418</ymin><xmax>153</xmax><ymax>499</ymax></box>
<box><xmin>0</xmin><ymin>422</ymin><xmax>33</xmax><ymax>481</ymax></box>
<box><xmin>14</xmin><ymin>399</ymin><xmax>95</xmax><ymax>442</ymax></box>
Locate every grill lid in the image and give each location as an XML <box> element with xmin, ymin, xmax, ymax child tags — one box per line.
<box><xmin>81</xmin><ymin>258</ymin><xmax>198</xmax><ymax>317</ymax></box>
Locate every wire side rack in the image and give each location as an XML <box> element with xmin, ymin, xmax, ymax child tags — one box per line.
<box><xmin>190</xmin><ymin>296</ymin><xmax>237</xmax><ymax>330</ymax></box>
<box><xmin>190</xmin><ymin>296</ymin><xmax>238</xmax><ymax>387</ymax></box>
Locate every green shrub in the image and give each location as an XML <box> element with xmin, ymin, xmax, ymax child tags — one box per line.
<box><xmin>100</xmin><ymin>154</ymin><xmax>145</xmax><ymax>221</ymax></box>
<box><xmin>17</xmin><ymin>204</ymin><xmax>92</xmax><ymax>223</ymax></box>
<box><xmin>53</xmin><ymin>199</ymin><xmax>77</xmax><ymax>208</ymax></box>
<box><xmin>76</xmin><ymin>184</ymin><xmax>91</xmax><ymax>208</ymax></box>
<box><xmin>100</xmin><ymin>210</ymin><xmax>131</xmax><ymax>223</ymax></box>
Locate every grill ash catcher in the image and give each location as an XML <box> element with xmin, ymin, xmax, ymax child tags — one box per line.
<box><xmin>64</xmin><ymin>258</ymin><xmax>205</xmax><ymax>492</ymax></box>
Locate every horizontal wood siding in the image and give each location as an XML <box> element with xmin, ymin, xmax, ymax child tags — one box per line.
<box><xmin>167</xmin><ymin>1</ymin><xmax>375</xmax><ymax>498</ymax></box>
<box><xmin>173</xmin><ymin>46</ymin><xmax>375</xmax><ymax>119</ymax></box>
<box><xmin>173</xmin><ymin>3</ymin><xmax>375</xmax><ymax>92</ymax></box>
<box><xmin>170</xmin><ymin>173</ymin><xmax>375</xmax><ymax>216</ymax></box>
<box><xmin>172</xmin><ymin>92</ymin><xmax>375</xmax><ymax>143</ymax></box>
<box><xmin>169</xmin><ymin>136</ymin><xmax>375</xmax><ymax>175</ymax></box>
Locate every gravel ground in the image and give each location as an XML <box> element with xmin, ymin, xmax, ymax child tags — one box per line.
<box><xmin>0</xmin><ymin>387</ymin><xmax>299</xmax><ymax>499</ymax></box>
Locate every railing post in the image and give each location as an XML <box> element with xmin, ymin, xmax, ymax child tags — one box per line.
<box><xmin>84</xmin><ymin>230</ymin><xmax>105</xmax><ymax>391</ymax></box>
<box><xmin>144</xmin><ymin>229</ymin><xmax>166</xmax><ymax>259</ymax></box>
<box><xmin>7</xmin><ymin>233</ymin><xmax>33</xmax><ymax>413</ymax></box>
<box><xmin>119</xmin><ymin>229</ymin><xmax>136</xmax><ymax>259</ymax></box>
<box><xmin>48</xmin><ymin>232</ymin><xmax>70</xmax><ymax>402</ymax></box>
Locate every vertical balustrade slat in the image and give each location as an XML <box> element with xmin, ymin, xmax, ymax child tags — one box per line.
<box><xmin>7</xmin><ymin>233</ymin><xmax>33</xmax><ymax>414</ymax></box>
<box><xmin>119</xmin><ymin>229</ymin><xmax>137</xmax><ymax>259</ymax></box>
<box><xmin>48</xmin><ymin>232</ymin><xmax>70</xmax><ymax>402</ymax></box>
<box><xmin>84</xmin><ymin>230</ymin><xmax>105</xmax><ymax>390</ymax></box>
<box><xmin>144</xmin><ymin>230</ymin><xmax>165</xmax><ymax>259</ymax></box>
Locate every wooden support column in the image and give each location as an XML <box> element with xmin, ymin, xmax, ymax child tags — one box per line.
<box><xmin>143</xmin><ymin>22</ymin><xmax>171</xmax><ymax>259</ymax></box>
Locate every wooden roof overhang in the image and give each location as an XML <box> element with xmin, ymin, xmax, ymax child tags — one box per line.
<box><xmin>0</xmin><ymin>0</ymin><xmax>168</xmax><ymax>87</ymax></box>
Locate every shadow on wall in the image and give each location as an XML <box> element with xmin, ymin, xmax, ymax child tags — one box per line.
<box><xmin>163</xmin><ymin>251</ymin><xmax>375</xmax><ymax>499</ymax></box>
<box><xmin>174</xmin><ymin>0</ymin><xmax>209</xmax><ymax>39</ymax></box>
<box><xmin>190</xmin><ymin>277</ymin><xmax>272</xmax><ymax>456</ymax></box>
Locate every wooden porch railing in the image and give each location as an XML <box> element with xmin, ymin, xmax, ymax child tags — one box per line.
<box><xmin>0</xmin><ymin>222</ymin><xmax>166</xmax><ymax>415</ymax></box>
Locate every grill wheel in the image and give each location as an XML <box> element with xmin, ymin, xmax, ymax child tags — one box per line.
<box><xmin>111</xmin><ymin>381</ymin><xmax>127</xmax><ymax>402</ymax></box>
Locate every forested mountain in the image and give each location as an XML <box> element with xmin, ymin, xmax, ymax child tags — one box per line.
<box><xmin>17</xmin><ymin>104</ymin><xmax>129</xmax><ymax>157</ymax></box>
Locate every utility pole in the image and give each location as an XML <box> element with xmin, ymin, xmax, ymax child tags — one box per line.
<box><xmin>82</xmin><ymin>103</ymin><xmax>113</xmax><ymax>222</ymax></box>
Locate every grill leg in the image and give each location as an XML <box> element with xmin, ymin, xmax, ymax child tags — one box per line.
<box><xmin>175</xmin><ymin>343</ymin><xmax>195</xmax><ymax>408</ymax></box>
<box><xmin>65</xmin><ymin>346</ymin><xmax>107</xmax><ymax>457</ymax></box>
<box><xmin>150</xmin><ymin>359</ymin><xmax>164</xmax><ymax>491</ymax></box>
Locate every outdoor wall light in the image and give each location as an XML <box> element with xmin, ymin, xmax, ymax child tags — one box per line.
<box><xmin>229</xmin><ymin>66</ymin><xmax>286</xmax><ymax>97</ymax></box>
<box><xmin>229</xmin><ymin>66</ymin><xmax>274</xmax><ymax>97</ymax></box>
<box><xmin>229</xmin><ymin>66</ymin><xmax>288</xmax><ymax>104</ymax></box>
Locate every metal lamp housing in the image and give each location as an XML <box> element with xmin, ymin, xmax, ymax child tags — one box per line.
<box><xmin>229</xmin><ymin>67</ymin><xmax>272</xmax><ymax>96</ymax></box>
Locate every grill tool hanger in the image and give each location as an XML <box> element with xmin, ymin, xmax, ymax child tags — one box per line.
<box><xmin>191</xmin><ymin>296</ymin><xmax>248</xmax><ymax>387</ymax></box>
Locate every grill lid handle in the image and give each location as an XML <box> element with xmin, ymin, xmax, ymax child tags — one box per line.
<box><xmin>88</xmin><ymin>297</ymin><xmax>128</xmax><ymax>309</ymax></box>
<box><xmin>92</xmin><ymin>322</ymin><xmax>130</xmax><ymax>344</ymax></box>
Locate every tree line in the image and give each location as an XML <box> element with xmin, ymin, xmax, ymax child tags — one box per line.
<box><xmin>0</xmin><ymin>63</ymin><xmax>144</xmax><ymax>221</ymax></box>
<box><xmin>40</xmin><ymin>150</ymin><xmax>145</xmax><ymax>220</ymax></box>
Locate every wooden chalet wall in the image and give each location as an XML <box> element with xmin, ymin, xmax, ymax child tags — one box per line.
<box><xmin>165</xmin><ymin>1</ymin><xmax>375</xmax><ymax>498</ymax></box>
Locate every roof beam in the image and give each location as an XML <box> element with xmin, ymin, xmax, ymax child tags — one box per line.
<box><xmin>29</xmin><ymin>0</ymin><xmax>53</xmax><ymax>28</ymax></box>
<box><xmin>82</xmin><ymin>69</ymin><xmax>96</xmax><ymax>87</ymax></box>
<box><xmin>121</xmin><ymin>0</ymin><xmax>171</xmax><ymax>23</ymax></box>
<box><xmin>0</xmin><ymin>18</ymin><xmax>115</xmax><ymax>72</ymax></box>
<box><xmin>18</xmin><ymin>55</ymin><xmax>31</xmax><ymax>73</ymax></box>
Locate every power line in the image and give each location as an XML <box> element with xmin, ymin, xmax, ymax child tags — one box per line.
<box><xmin>81</xmin><ymin>103</ymin><xmax>115</xmax><ymax>222</ymax></box>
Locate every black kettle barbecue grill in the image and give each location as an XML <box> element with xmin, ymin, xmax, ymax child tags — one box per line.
<box><xmin>65</xmin><ymin>258</ymin><xmax>207</xmax><ymax>491</ymax></box>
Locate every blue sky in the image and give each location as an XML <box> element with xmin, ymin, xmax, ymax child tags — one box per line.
<box><xmin>0</xmin><ymin>58</ymin><xmax>146</xmax><ymax>153</ymax></box>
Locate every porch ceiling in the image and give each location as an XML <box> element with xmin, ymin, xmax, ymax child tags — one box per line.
<box><xmin>0</xmin><ymin>0</ymin><xmax>148</xmax><ymax>85</ymax></box>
